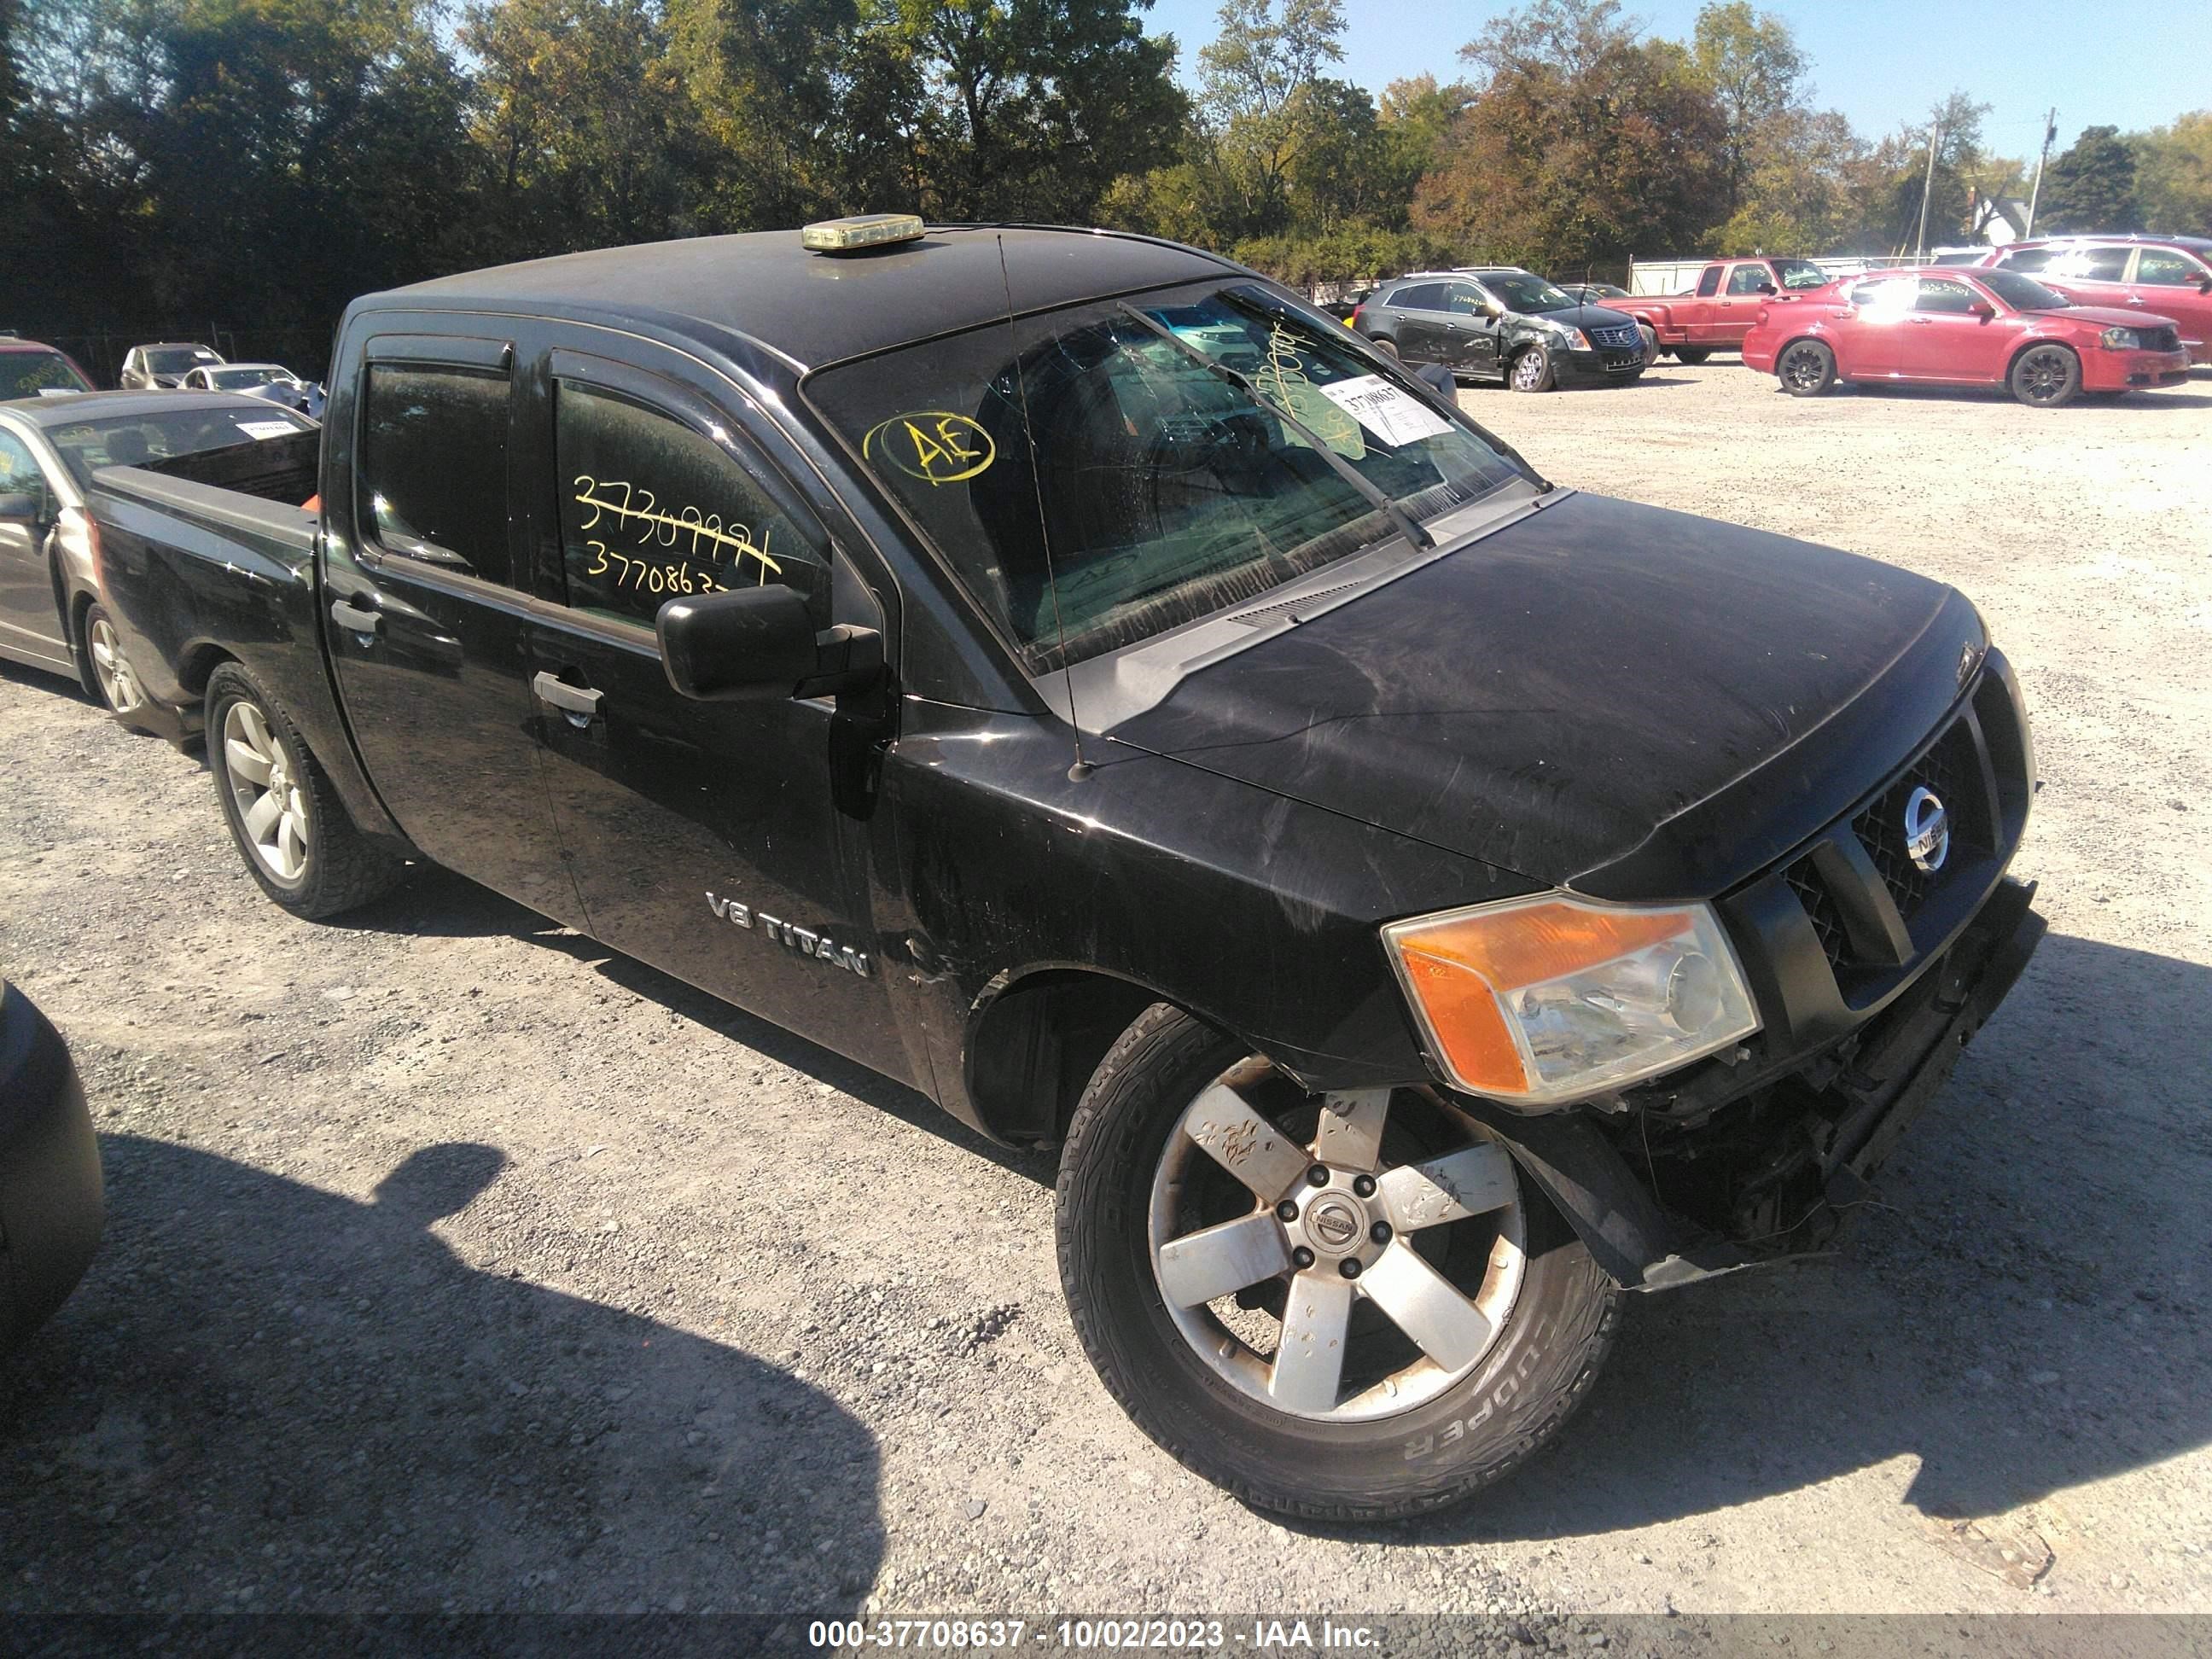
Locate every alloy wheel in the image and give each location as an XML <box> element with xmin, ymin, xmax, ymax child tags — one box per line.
<box><xmin>1147</xmin><ymin>1062</ymin><xmax>1526</xmax><ymax>1423</ymax></box>
<box><xmin>1780</xmin><ymin>343</ymin><xmax>1828</xmax><ymax>393</ymax></box>
<box><xmin>1511</xmin><ymin>350</ymin><xmax>1546</xmax><ymax>391</ymax></box>
<box><xmin>222</xmin><ymin>699</ymin><xmax>310</xmax><ymax>882</ymax></box>
<box><xmin>2017</xmin><ymin>346</ymin><xmax>2071</xmax><ymax>405</ymax></box>
<box><xmin>87</xmin><ymin>614</ymin><xmax>143</xmax><ymax>713</ymax></box>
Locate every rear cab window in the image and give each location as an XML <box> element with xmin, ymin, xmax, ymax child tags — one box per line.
<box><xmin>1696</xmin><ymin>267</ymin><xmax>1724</xmax><ymax>296</ymax></box>
<box><xmin>807</xmin><ymin>281</ymin><xmax>1527</xmax><ymax>674</ymax></box>
<box><xmin>357</xmin><ymin>364</ymin><xmax>515</xmax><ymax>585</ymax></box>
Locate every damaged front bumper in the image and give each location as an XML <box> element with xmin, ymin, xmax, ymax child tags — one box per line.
<box><xmin>1470</xmin><ymin>874</ymin><xmax>2044</xmax><ymax>1290</ymax></box>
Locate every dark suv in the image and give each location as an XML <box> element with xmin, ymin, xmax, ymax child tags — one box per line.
<box><xmin>1353</xmin><ymin>268</ymin><xmax>1649</xmax><ymax>391</ymax></box>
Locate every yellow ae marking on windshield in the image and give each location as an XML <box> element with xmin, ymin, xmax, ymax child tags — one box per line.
<box><xmin>864</xmin><ymin>411</ymin><xmax>996</xmax><ymax>486</ymax></box>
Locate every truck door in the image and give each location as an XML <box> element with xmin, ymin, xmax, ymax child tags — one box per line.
<box><xmin>517</xmin><ymin>344</ymin><xmax>908</xmax><ymax>1080</ymax></box>
<box><xmin>1687</xmin><ymin>265</ymin><xmax>1726</xmax><ymax>341</ymax></box>
<box><xmin>2127</xmin><ymin>246</ymin><xmax>2212</xmax><ymax>362</ymax></box>
<box><xmin>319</xmin><ymin>333</ymin><xmax>587</xmax><ymax>925</ymax></box>
<box><xmin>1714</xmin><ymin>263</ymin><xmax>1771</xmax><ymax>345</ymax></box>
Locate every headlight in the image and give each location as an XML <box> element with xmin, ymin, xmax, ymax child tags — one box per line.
<box><xmin>1551</xmin><ymin>325</ymin><xmax>1591</xmax><ymax>350</ymax></box>
<box><xmin>1383</xmin><ymin>894</ymin><xmax>1760</xmax><ymax>1106</ymax></box>
<box><xmin>2099</xmin><ymin>326</ymin><xmax>2142</xmax><ymax>350</ymax></box>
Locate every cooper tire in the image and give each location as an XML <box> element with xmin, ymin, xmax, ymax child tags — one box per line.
<box><xmin>1674</xmin><ymin>347</ymin><xmax>1712</xmax><ymax>364</ymax></box>
<box><xmin>1056</xmin><ymin>1004</ymin><xmax>1621</xmax><ymax>1520</ymax></box>
<box><xmin>1778</xmin><ymin>340</ymin><xmax>1836</xmax><ymax>397</ymax></box>
<box><xmin>1509</xmin><ymin>345</ymin><xmax>1555</xmax><ymax>393</ymax></box>
<box><xmin>2010</xmin><ymin>343</ymin><xmax>2081</xmax><ymax>408</ymax></box>
<box><xmin>206</xmin><ymin>662</ymin><xmax>402</xmax><ymax>919</ymax></box>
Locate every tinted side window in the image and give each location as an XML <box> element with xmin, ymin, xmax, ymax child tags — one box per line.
<box><xmin>1999</xmin><ymin>248</ymin><xmax>2055</xmax><ymax>273</ymax></box>
<box><xmin>358</xmin><ymin>365</ymin><xmax>514</xmax><ymax>585</ymax></box>
<box><xmin>1916</xmin><ymin>277</ymin><xmax>1981</xmax><ymax>314</ymax></box>
<box><xmin>2054</xmin><ymin>247</ymin><xmax>2130</xmax><ymax>282</ymax></box>
<box><xmin>1696</xmin><ymin>266</ymin><xmax>1723</xmax><ymax>296</ymax></box>
<box><xmin>0</xmin><ymin>429</ymin><xmax>49</xmax><ymax>510</ymax></box>
<box><xmin>1726</xmin><ymin>265</ymin><xmax>1768</xmax><ymax>295</ymax></box>
<box><xmin>1444</xmin><ymin>284</ymin><xmax>1488</xmax><ymax>314</ymax></box>
<box><xmin>1850</xmin><ymin>278</ymin><xmax>1911</xmax><ymax>310</ymax></box>
<box><xmin>2136</xmin><ymin>249</ymin><xmax>2207</xmax><ymax>286</ymax></box>
<box><xmin>1390</xmin><ymin>283</ymin><xmax>1444</xmax><ymax>311</ymax></box>
<box><xmin>554</xmin><ymin>382</ymin><xmax>829</xmax><ymax>631</ymax></box>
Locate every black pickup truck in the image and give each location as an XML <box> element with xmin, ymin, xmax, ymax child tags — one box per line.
<box><xmin>88</xmin><ymin>217</ymin><xmax>2043</xmax><ymax>1519</ymax></box>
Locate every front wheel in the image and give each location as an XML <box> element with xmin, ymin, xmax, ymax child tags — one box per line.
<box><xmin>82</xmin><ymin>602</ymin><xmax>146</xmax><ymax>716</ymax></box>
<box><xmin>2010</xmin><ymin>343</ymin><xmax>2081</xmax><ymax>408</ymax></box>
<box><xmin>1057</xmin><ymin>1005</ymin><xmax>1620</xmax><ymax>1520</ymax></box>
<box><xmin>1673</xmin><ymin>347</ymin><xmax>1711</xmax><ymax>364</ymax></box>
<box><xmin>1637</xmin><ymin>323</ymin><xmax>1659</xmax><ymax>365</ymax></box>
<box><xmin>1509</xmin><ymin>345</ymin><xmax>1555</xmax><ymax>393</ymax></box>
<box><xmin>1778</xmin><ymin>340</ymin><xmax>1836</xmax><ymax>397</ymax></box>
<box><xmin>206</xmin><ymin>662</ymin><xmax>402</xmax><ymax>918</ymax></box>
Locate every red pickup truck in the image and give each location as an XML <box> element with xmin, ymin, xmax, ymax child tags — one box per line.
<box><xmin>1621</xmin><ymin>257</ymin><xmax>1832</xmax><ymax>359</ymax></box>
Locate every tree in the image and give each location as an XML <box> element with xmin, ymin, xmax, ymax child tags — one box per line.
<box><xmin>1193</xmin><ymin>0</ymin><xmax>1345</xmax><ymax>236</ymax></box>
<box><xmin>1689</xmin><ymin>0</ymin><xmax>1807</xmax><ymax>224</ymax></box>
<box><xmin>1412</xmin><ymin>0</ymin><xmax>1728</xmax><ymax>270</ymax></box>
<box><xmin>2132</xmin><ymin>110</ymin><xmax>2212</xmax><ymax>233</ymax></box>
<box><xmin>2040</xmin><ymin>124</ymin><xmax>2145</xmax><ymax>233</ymax></box>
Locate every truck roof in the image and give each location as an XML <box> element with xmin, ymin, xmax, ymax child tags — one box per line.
<box><xmin>370</xmin><ymin>225</ymin><xmax>1238</xmax><ymax>371</ymax></box>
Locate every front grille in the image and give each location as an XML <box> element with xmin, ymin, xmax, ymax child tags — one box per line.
<box><xmin>1777</xmin><ymin>684</ymin><xmax>2020</xmax><ymax>981</ymax></box>
<box><xmin>1851</xmin><ymin>719</ymin><xmax>1981</xmax><ymax>921</ymax></box>
<box><xmin>2139</xmin><ymin>323</ymin><xmax>2181</xmax><ymax>353</ymax></box>
<box><xmin>1588</xmin><ymin>323</ymin><xmax>1641</xmax><ymax>349</ymax></box>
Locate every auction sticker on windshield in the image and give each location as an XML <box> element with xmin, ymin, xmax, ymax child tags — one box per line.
<box><xmin>1317</xmin><ymin>375</ymin><xmax>1452</xmax><ymax>447</ymax></box>
<box><xmin>236</xmin><ymin>420</ymin><xmax>300</xmax><ymax>440</ymax></box>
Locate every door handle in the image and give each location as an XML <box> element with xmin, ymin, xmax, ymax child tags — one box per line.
<box><xmin>330</xmin><ymin>598</ymin><xmax>380</xmax><ymax>634</ymax></box>
<box><xmin>2126</xmin><ymin>297</ymin><xmax>2147</xmax><ymax>306</ymax></box>
<box><xmin>533</xmin><ymin>671</ymin><xmax>603</xmax><ymax>725</ymax></box>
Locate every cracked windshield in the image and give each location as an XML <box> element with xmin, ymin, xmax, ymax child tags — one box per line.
<box><xmin>811</xmin><ymin>283</ymin><xmax>1524</xmax><ymax>672</ymax></box>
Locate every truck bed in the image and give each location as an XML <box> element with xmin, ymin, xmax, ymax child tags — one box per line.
<box><xmin>84</xmin><ymin>442</ymin><xmax>396</xmax><ymax>848</ymax></box>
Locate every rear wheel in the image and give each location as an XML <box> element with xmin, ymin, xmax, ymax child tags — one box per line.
<box><xmin>2010</xmin><ymin>343</ymin><xmax>2081</xmax><ymax>408</ymax></box>
<box><xmin>206</xmin><ymin>662</ymin><xmax>402</xmax><ymax>918</ymax></box>
<box><xmin>1778</xmin><ymin>340</ymin><xmax>1836</xmax><ymax>397</ymax></box>
<box><xmin>1057</xmin><ymin>1005</ymin><xmax>1619</xmax><ymax>1520</ymax></box>
<box><xmin>1371</xmin><ymin>336</ymin><xmax>1400</xmax><ymax>359</ymax></box>
<box><xmin>1509</xmin><ymin>344</ymin><xmax>1555</xmax><ymax>393</ymax></box>
<box><xmin>82</xmin><ymin>603</ymin><xmax>145</xmax><ymax>717</ymax></box>
<box><xmin>1673</xmin><ymin>347</ymin><xmax>1711</xmax><ymax>365</ymax></box>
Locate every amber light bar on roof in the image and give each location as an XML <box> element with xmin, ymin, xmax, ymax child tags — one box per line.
<box><xmin>800</xmin><ymin>214</ymin><xmax>926</xmax><ymax>253</ymax></box>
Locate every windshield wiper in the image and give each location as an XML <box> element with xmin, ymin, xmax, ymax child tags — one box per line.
<box><xmin>1116</xmin><ymin>304</ymin><xmax>1433</xmax><ymax>552</ymax></box>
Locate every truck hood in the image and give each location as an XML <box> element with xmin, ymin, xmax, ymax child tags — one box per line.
<box><xmin>1103</xmin><ymin>492</ymin><xmax>1985</xmax><ymax>899</ymax></box>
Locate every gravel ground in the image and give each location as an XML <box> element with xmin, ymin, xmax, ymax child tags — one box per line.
<box><xmin>3</xmin><ymin>361</ymin><xmax>2209</xmax><ymax>1628</ymax></box>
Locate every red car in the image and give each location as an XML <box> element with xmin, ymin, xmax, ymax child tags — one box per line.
<box><xmin>1741</xmin><ymin>266</ymin><xmax>2191</xmax><ymax>407</ymax></box>
<box><xmin>1977</xmin><ymin>234</ymin><xmax>2212</xmax><ymax>366</ymax></box>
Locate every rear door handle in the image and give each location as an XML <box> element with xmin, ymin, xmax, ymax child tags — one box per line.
<box><xmin>533</xmin><ymin>671</ymin><xmax>603</xmax><ymax>724</ymax></box>
<box><xmin>330</xmin><ymin>598</ymin><xmax>380</xmax><ymax>634</ymax></box>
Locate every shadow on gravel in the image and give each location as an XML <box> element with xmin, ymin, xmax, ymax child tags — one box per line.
<box><xmin>1340</xmin><ymin>932</ymin><xmax>2212</xmax><ymax>1547</ymax></box>
<box><xmin>0</xmin><ymin>1136</ymin><xmax>885</xmax><ymax>1615</ymax></box>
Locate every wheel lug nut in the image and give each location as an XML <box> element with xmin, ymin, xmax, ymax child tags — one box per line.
<box><xmin>1370</xmin><ymin>1220</ymin><xmax>1393</xmax><ymax>1245</ymax></box>
<box><xmin>1306</xmin><ymin>1165</ymin><xmax>1330</xmax><ymax>1187</ymax></box>
<box><xmin>1276</xmin><ymin>1201</ymin><xmax>1298</xmax><ymax>1223</ymax></box>
<box><xmin>1353</xmin><ymin>1174</ymin><xmax>1377</xmax><ymax>1197</ymax></box>
<box><xmin>1338</xmin><ymin>1258</ymin><xmax>1361</xmax><ymax>1279</ymax></box>
<box><xmin>1291</xmin><ymin>1247</ymin><xmax>1314</xmax><ymax>1269</ymax></box>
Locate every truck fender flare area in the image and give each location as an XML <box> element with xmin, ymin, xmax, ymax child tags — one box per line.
<box><xmin>960</xmin><ymin>967</ymin><xmax>1182</xmax><ymax>1146</ymax></box>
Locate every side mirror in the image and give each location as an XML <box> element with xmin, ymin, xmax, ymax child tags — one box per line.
<box><xmin>0</xmin><ymin>492</ymin><xmax>43</xmax><ymax>525</ymax></box>
<box><xmin>1970</xmin><ymin>302</ymin><xmax>1996</xmax><ymax>321</ymax></box>
<box><xmin>658</xmin><ymin>585</ymin><xmax>882</xmax><ymax>703</ymax></box>
<box><xmin>2197</xmin><ymin>275</ymin><xmax>2212</xmax><ymax>294</ymax></box>
<box><xmin>1755</xmin><ymin>282</ymin><xmax>1778</xmax><ymax>296</ymax></box>
<box><xmin>1483</xmin><ymin>297</ymin><xmax>1505</xmax><ymax>317</ymax></box>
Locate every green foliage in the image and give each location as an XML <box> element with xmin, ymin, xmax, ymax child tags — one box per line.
<box><xmin>2040</xmin><ymin>125</ymin><xmax>2145</xmax><ymax>234</ymax></box>
<box><xmin>2131</xmin><ymin>111</ymin><xmax>2212</xmax><ymax>234</ymax></box>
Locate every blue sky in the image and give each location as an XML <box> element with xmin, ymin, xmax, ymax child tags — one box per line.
<box><xmin>1137</xmin><ymin>0</ymin><xmax>2211</xmax><ymax>158</ymax></box>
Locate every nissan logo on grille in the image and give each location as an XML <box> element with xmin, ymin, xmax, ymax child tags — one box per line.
<box><xmin>1903</xmin><ymin>786</ymin><xmax>1949</xmax><ymax>874</ymax></box>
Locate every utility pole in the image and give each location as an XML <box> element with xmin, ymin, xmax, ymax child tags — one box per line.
<box><xmin>1914</xmin><ymin>114</ymin><xmax>1945</xmax><ymax>261</ymax></box>
<box><xmin>2024</xmin><ymin>108</ymin><xmax>2058</xmax><ymax>237</ymax></box>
